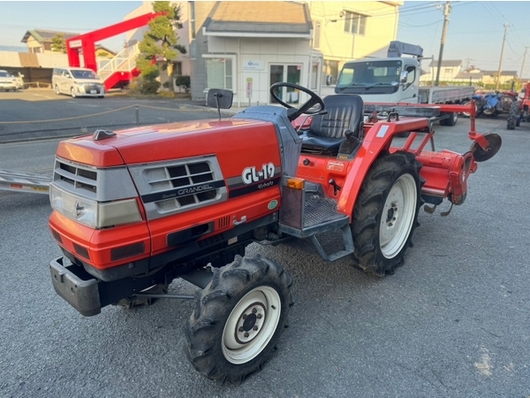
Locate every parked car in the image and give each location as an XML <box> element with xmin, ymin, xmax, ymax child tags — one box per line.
<box><xmin>14</xmin><ymin>72</ymin><xmax>24</xmax><ymax>89</ymax></box>
<box><xmin>52</xmin><ymin>67</ymin><xmax>105</xmax><ymax>98</ymax></box>
<box><xmin>0</xmin><ymin>70</ymin><xmax>18</xmax><ymax>92</ymax></box>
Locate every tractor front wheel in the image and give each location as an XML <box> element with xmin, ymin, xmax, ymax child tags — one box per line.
<box><xmin>184</xmin><ymin>256</ymin><xmax>293</xmax><ymax>383</ymax></box>
<box><xmin>351</xmin><ymin>152</ymin><xmax>423</xmax><ymax>277</ymax></box>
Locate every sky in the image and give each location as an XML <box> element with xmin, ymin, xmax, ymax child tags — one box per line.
<box><xmin>0</xmin><ymin>1</ymin><xmax>143</xmax><ymax>52</ymax></box>
<box><xmin>0</xmin><ymin>1</ymin><xmax>530</xmax><ymax>77</ymax></box>
<box><xmin>397</xmin><ymin>1</ymin><xmax>530</xmax><ymax>77</ymax></box>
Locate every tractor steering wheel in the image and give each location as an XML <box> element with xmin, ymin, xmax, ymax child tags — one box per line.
<box><xmin>270</xmin><ymin>82</ymin><xmax>325</xmax><ymax>121</ymax></box>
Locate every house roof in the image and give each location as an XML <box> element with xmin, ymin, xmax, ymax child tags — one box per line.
<box><xmin>454</xmin><ymin>70</ymin><xmax>518</xmax><ymax>79</ymax></box>
<box><xmin>428</xmin><ymin>60</ymin><xmax>462</xmax><ymax>67</ymax></box>
<box><xmin>454</xmin><ymin>71</ymin><xmax>486</xmax><ymax>79</ymax></box>
<box><xmin>204</xmin><ymin>1</ymin><xmax>312</xmax><ymax>38</ymax></box>
<box><xmin>95</xmin><ymin>44</ymin><xmax>116</xmax><ymax>56</ymax></box>
<box><xmin>21</xmin><ymin>29</ymin><xmax>79</xmax><ymax>44</ymax></box>
<box><xmin>481</xmin><ymin>70</ymin><xmax>518</xmax><ymax>76</ymax></box>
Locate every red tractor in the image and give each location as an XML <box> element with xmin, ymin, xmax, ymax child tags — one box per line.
<box><xmin>48</xmin><ymin>83</ymin><xmax>501</xmax><ymax>383</ymax></box>
<box><xmin>507</xmin><ymin>81</ymin><xmax>530</xmax><ymax>129</ymax></box>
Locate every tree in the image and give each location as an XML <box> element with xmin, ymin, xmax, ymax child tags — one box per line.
<box><xmin>136</xmin><ymin>1</ymin><xmax>187</xmax><ymax>94</ymax></box>
<box><xmin>51</xmin><ymin>33</ymin><xmax>66</xmax><ymax>53</ymax></box>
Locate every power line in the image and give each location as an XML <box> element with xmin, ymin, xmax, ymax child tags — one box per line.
<box><xmin>496</xmin><ymin>23</ymin><xmax>510</xmax><ymax>90</ymax></box>
<box><xmin>435</xmin><ymin>1</ymin><xmax>451</xmax><ymax>86</ymax></box>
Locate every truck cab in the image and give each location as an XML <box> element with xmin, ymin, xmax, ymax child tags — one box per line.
<box><xmin>335</xmin><ymin>57</ymin><xmax>420</xmax><ymax>103</ymax></box>
<box><xmin>334</xmin><ymin>41</ymin><xmax>424</xmax><ymax>103</ymax></box>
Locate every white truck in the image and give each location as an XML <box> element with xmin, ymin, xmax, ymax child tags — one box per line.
<box><xmin>334</xmin><ymin>41</ymin><xmax>475</xmax><ymax>126</ymax></box>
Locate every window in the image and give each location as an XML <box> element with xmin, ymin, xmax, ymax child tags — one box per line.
<box><xmin>323</xmin><ymin>60</ymin><xmax>339</xmax><ymax>84</ymax></box>
<box><xmin>310</xmin><ymin>62</ymin><xmax>319</xmax><ymax>90</ymax></box>
<box><xmin>445</xmin><ymin>68</ymin><xmax>453</xmax><ymax>74</ymax></box>
<box><xmin>173</xmin><ymin>62</ymin><xmax>182</xmax><ymax>77</ymax></box>
<box><xmin>403</xmin><ymin>66</ymin><xmax>416</xmax><ymax>90</ymax></box>
<box><xmin>344</xmin><ymin>11</ymin><xmax>366</xmax><ymax>35</ymax></box>
<box><xmin>205</xmin><ymin>57</ymin><xmax>234</xmax><ymax>90</ymax></box>
<box><xmin>313</xmin><ymin>20</ymin><xmax>321</xmax><ymax>49</ymax></box>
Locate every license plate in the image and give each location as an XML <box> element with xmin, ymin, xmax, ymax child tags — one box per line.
<box><xmin>90</xmin><ymin>90</ymin><xmax>96</xmax><ymax>94</ymax></box>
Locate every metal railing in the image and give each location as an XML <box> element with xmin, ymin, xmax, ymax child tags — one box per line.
<box><xmin>97</xmin><ymin>43</ymin><xmax>140</xmax><ymax>82</ymax></box>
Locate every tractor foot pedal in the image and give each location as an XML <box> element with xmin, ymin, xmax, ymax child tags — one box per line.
<box><xmin>441</xmin><ymin>203</ymin><xmax>454</xmax><ymax>217</ymax></box>
<box><xmin>424</xmin><ymin>204</ymin><xmax>437</xmax><ymax>214</ymax></box>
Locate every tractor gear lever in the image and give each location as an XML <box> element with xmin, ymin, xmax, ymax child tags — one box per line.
<box><xmin>329</xmin><ymin>179</ymin><xmax>341</xmax><ymax>196</ymax></box>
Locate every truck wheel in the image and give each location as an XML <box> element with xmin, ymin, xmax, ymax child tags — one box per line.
<box><xmin>351</xmin><ymin>152</ymin><xmax>423</xmax><ymax>277</ymax></box>
<box><xmin>55</xmin><ymin>85</ymin><xmax>60</xmax><ymax>95</ymax></box>
<box><xmin>184</xmin><ymin>255</ymin><xmax>293</xmax><ymax>383</ymax></box>
<box><xmin>507</xmin><ymin>101</ymin><xmax>520</xmax><ymax>130</ymax></box>
<box><xmin>441</xmin><ymin>112</ymin><xmax>458</xmax><ymax>126</ymax></box>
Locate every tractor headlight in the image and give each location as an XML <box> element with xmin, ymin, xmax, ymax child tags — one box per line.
<box><xmin>50</xmin><ymin>185</ymin><xmax>142</xmax><ymax>228</ymax></box>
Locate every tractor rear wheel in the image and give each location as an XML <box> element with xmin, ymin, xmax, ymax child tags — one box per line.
<box><xmin>507</xmin><ymin>101</ymin><xmax>520</xmax><ymax>130</ymax></box>
<box><xmin>184</xmin><ymin>255</ymin><xmax>293</xmax><ymax>383</ymax></box>
<box><xmin>351</xmin><ymin>152</ymin><xmax>423</xmax><ymax>277</ymax></box>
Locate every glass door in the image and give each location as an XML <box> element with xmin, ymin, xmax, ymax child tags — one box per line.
<box><xmin>270</xmin><ymin>65</ymin><xmax>284</xmax><ymax>103</ymax></box>
<box><xmin>270</xmin><ymin>64</ymin><xmax>302</xmax><ymax>105</ymax></box>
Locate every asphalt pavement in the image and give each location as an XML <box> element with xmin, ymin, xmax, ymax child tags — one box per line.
<box><xmin>0</xmin><ymin>88</ymin><xmax>222</xmax><ymax>143</ymax></box>
<box><xmin>0</xmin><ymin>94</ymin><xmax>529</xmax><ymax>397</ymax></box>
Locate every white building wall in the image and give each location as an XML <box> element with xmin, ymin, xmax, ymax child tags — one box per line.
<box><xmin>420</xmin><ymin>64</ymin><xmax>462</xmax><ymax>83</ymax></box>
<box><xmin>0</xmin><ymin>52</ymin><xmax>22</xmax><ymax>67</ymax></box>
<box><xmin>207</xmin><ymin>36</ymin><xmax>312</xmax><ymax>106</ymax></box>
<box><xmin>36</xmin><ymin>53</ymin><xmax>69</xmax><ymax>68</ymax></box>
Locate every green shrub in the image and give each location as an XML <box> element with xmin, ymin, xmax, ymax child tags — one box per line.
<box><xmin>140</xmin><ymin>79</ymin><xmax>161</xmax><ymax>95</ymax></box>
<box><xmin>175</xmin><ymin>75</ymin><xmax>190</xmax><ymax>93</ymax></box>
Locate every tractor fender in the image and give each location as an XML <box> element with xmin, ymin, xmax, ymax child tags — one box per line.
<box><xmin>337</xmin><ymin>122</ymin><xmax>398</xmax><ymax>217</ymax></box>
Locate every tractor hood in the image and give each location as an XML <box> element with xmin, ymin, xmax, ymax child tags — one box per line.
<box><xmin>56</xmin><ymin>118</ymin><xmax>281</xmax><ymax>169</ymax></box>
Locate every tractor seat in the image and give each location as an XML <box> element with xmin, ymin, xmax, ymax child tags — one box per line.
<box><xmin>301</xmin><ymin>94</ymin><xmax>364</xmax><ymax>156</ymax></box>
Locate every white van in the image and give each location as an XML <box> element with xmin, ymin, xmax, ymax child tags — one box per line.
<box><xmin>0</xmin><ymin>70</ymin><xmax>18</xmax><ymax>91</ymax></box>
<box><xmin>52</xmin><ymin>67</ymin><xmax>105</xmax><ymax>98</ymax></box>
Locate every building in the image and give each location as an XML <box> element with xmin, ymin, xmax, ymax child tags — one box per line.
<box><xmin>95</xmin><ymin>45</ymin><xmax>116</xmax><ymax>58</ymax></box>
<box><xmin>479</xmin><ymin>70</ymin><xmax>518</xmax><ymax>87</ymax></box>
<box><xmin>3</xmin><ymin>1</ymin><xmax>408</xmax><ymax>94</ymax></box>
<box><xmin>420</xmin><ymin>60</ymin><xmax>463</xmax><ymax>84</ymax></box>
<box><xmin>307</xmin><ymin>1</ymin><xmax>402</xmax><ymax>85</ymax></box>
<box><xmin>21</xmin><ymin>29</ymin><xmax>79</xmax><ymax>54</ymax></box>
<box><xmin>186</xmin><ymin>1</ymin><xmax>402</xmax><ymax>105</ymax></box>
<box><xmin>189</xmin><ymin>1</ymin><xmax>314</xmax><ymax>106</ymax></box>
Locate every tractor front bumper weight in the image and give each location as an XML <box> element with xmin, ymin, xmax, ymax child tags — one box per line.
<box><xmin>50</xmin><ymin>257</ymin><xmax>101</xmax><ymax>317</ymax></box>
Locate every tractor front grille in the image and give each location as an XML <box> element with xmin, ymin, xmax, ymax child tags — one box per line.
<box><xmin>52</xmin><ymin>157</ymin><xmax>138</xmax><ymax>202</ymax></box>
<box><xmin>129</xmin><ymin>156</ymin><xmax>228</xmax><ymax>220</ymax></box>
<box><xmin>54</xmin><ymin>159</ymin><xmax>98</xmax><ymax>195</ymax></box>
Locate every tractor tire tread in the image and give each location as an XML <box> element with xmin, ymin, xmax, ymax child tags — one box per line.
<box><xmin>351</xmin><ymin>152</ymin><xmax>423</xmax><ymax>277</ymax></box>
<box><xmin>184</xmin><ymin>255</ymin><xmax>293</xmax><ymax>383</ymax></box>
<box><xmin>507</xmin><ymin>101</ymin><xmax>520</xmax><ymax>130</ymax></box>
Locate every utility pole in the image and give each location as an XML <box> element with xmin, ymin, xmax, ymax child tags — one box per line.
<box><xmin>435</xmin><ymin>1</ymin><xmax>451</xmax><ymax>86</ymax></box>
<box><xmin>520</xmin><ymin>46</ymin><xmax>529</xmax><ymax>81</ymax></box>
<box><xmin>495</xmin><ymin>24</ymin><xmax>509</xmax><ymax>91</ymax></box>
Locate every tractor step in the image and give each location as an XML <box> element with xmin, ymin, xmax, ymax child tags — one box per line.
<box><xmin>279</xmin><ymin>186</ymin><xmax>354</xmax><ymax>261</ymax></box>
